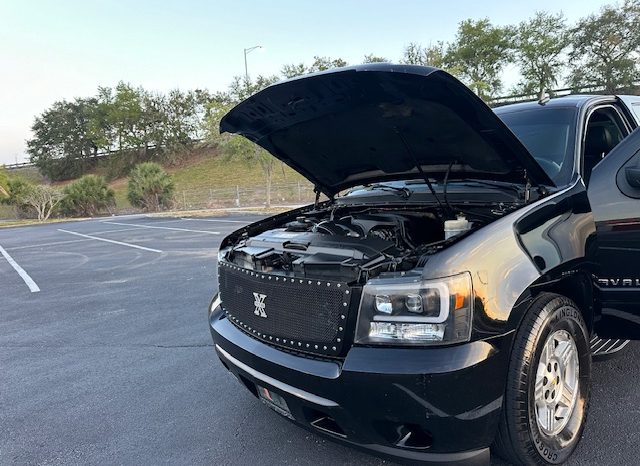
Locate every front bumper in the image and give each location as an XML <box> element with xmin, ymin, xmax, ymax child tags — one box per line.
<box><xmin>210</xmin><ymin>308</ymin><xmax>512</xmax><ymax>465</ymax></box>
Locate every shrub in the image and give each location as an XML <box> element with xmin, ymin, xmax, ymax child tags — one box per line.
<box><xmin>127</xmin><ymin>162</ymin><xmax>174</xmax><ymax>211</ymax></box>
<box><xmin>22</xmin><ymin>185</ymin><xmax>64</xmax><ymax>221</ymax></box>
<box><xmin>1</xmin><ymin>178</ymin><xmax>37</xmax><ymax>218</ymax></box>
<box><xmin>0</xmin><ymin>167</ymin><xmax>8</xmax><ymax>198</ymax></box>
<box><xmin>61</xmin><ymin>175</ymin><xmax>115</xmax><ymax>217</ymax></box>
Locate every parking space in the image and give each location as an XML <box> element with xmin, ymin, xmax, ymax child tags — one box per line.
<box><xmin>1</xmin><ymin>214</ymin><xmax>639</xmax><ymax>465</ymax></box>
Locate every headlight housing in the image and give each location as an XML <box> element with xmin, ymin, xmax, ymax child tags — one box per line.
<box><xmin>354</xmin><ymin>272</ymin><xmax>473</xmax><ymax>346</ymax></box>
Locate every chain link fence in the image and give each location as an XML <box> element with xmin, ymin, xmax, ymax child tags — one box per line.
<box><xmin>0</xmin><ymin>181</ymin><xmax>319</xmax><ymax>221</ymax></box>
<box><xmin>171</xmin><ymin>181</ymin><xmax>317</xmax><ymax>211</ymax></box>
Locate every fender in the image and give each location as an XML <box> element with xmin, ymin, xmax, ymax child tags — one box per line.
<box><xmin>422</xmin><ymin>178</ymin><xmax>596</xmax><ymax>339</ymax></box>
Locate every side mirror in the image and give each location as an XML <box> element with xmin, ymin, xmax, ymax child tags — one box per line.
<box><xmin>626</xmin><ymin>167</ymin><xmax>640</xmax><ymax>188</ymax></box>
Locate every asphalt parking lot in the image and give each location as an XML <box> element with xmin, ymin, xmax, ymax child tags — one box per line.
<box><xmin>1</xmin><ymin>213</ymin><xmax>639</xmax><ymax>465</ymax></box>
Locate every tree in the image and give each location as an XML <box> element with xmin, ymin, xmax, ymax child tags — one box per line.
<box><xmin>105</xmin><ymin>82</ymin><xmax>146</xmax><ymax>154</ymax></box>
<box><xmin>401</xmin><ymin>42</ymin><xmax>428</xmax><ymax>65</ymax></box>
<box><xmin>226</xmin><ymin>74</ymin><xmax>280</xmax><ymax>102</ymax></box>
<box><xmin>127</xmin><ymin>162</ymin><xmax>175</xmax><ymax>211</ymax></box>
<box><xmin>205</xmin><ymin>97</ymin><xmax>278</xmax><ymax>208</ymax></box>
<box><xmin>224</xmin><ymin>135</ymin><xmax>278</xmax><ymax>208</ymax></box>
<box><xmin>22</xmin><ymin>185</ymin><xmax>64</xmax><ymax>221</ymax></box>
<box><xmin>401</xmin><ymin>42</ymin><xmax>448</xmax><ymax>68</ymax></box>
<box><xmin>61</xmin><ymin>175</ymin><xmax>115</xmax><ymax>217</ymax></box>
<box><xmin>281</xmin><ymin>63</ymin><xmax>308</xmax><ymax>79</ymax></box>
<box><xmin>88</xmin><ymin>86</ymin><xmax>114</xmax><ymax>153</ymax></box>
<box><xmin>27</xmin><ymin>98</ymin><xmax>101</xmax><ymax>180</ymax></box>
<box><xmin>202</xmin><ymin>96</ymin><xmax>235</xmax><ymax>144</ymax></box>
<box><xmin>280</xmin><ymin>56</ymin><xmax>348</xmax><ymax>78</ymax></box>
<box><xmin>162</xmin><ymin>89</ymin><xmax>209</xmax><ymax>153</ymax></box>
<box><xmin>513</xmin><ymin>12</ymin><xmax>569</xmax><ymax>98</ymax></box>
<box><xmin>1</xmin><ymin>179</ymin><xmax>63</xmax><ymax>221</ymax></box>
<box><xmin>205</xmin><ymin>76</ymin><xmax>284</xmax><ymax>208</ymax></box>
<box><xmin>363</xmin><ymin>54</ymin><xmax>388</xmax><ymax>63</ymax></box>
<box><xmin>309</xmin><ymin>56</ymin><xmax>348</xmax><ymax>71</ymax></box>
<box><xmin>446</xmin><ymin>19</ymin><xmax>513</xmax><ymax>99</ymax></box>
<box><xmin>568</xmin><ymin>0</ymin><xmax>640</xmax><ymax>93</ymax></box>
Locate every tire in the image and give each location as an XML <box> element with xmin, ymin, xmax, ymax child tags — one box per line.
<box><xmin>493</xmin><ymin>293</ymin><xmax>592</xmax><ymax>465</ymax></box>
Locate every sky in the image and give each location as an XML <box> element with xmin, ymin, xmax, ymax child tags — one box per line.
<box><xmin>0</xmin><ymin>0</ymin><xmax>613</xmax><ymax>165</ymax></box>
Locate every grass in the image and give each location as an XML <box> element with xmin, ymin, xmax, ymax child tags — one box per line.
<box><xmin>0</xmin><ymin>217</ymin><xmax>87</xmax><ymax>229</ymax></box>
<box><xmin>167</xmin><ymin>149</ymin><xmax>306</xmax><ymax>190</ymax></box>
<box><xmin>2</xmin><ymin>147</ymin><xmax>310</xmax><ymax>217</ymax></box>
<box><xmin>106</xmin><ymin>148</ymin><xmax>309</xmax><ymax>210</ymax></box>
<box><xmin>7</xmin><ymin>166</ymin><xmax>45</xmax><ymax>184</ymax></box>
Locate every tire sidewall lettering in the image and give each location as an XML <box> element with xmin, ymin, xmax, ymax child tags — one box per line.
<box><xmin>525</xmin><ymin>298</ymin><xmax>590</xmax><ymax>465</ymax></box>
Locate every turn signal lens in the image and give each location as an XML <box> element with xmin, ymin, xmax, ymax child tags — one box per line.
<box><xmin>454</xmin><ymin>293</ymin><xmax>465</xmax><ymax>310</ymax></box>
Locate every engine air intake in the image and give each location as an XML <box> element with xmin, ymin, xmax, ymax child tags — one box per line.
<box><xmin>218</xmin><ymin>261</ymin><xmax>352</xmax><ymax>356</ymax></box>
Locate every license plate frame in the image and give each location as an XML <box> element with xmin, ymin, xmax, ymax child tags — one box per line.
<box><xmin>257</xmin><ymin>385</ymin><xmax>294</xmax><ymax>420</ymax></box>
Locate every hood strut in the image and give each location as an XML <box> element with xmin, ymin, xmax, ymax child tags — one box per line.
<box><xmin>313</xmin><ymin>187</ymin><xmax>323</xmax><ymax>209</ymax></box>
<box><xmin>395</xmin><ymin>127</ymin><xmax>445</xmax><ymax>216</ymax></box>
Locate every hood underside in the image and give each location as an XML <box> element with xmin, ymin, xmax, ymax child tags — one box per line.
<box><xmin>220</xmin><ymin>64</ymin><xmax>554</xmax><ymax>196</ymax></box>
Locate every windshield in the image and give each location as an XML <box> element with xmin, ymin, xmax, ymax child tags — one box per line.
<box><xmin>496</xmin><ymin>107</ymin><xmax>577</xmax><ymax>186</ymax></box>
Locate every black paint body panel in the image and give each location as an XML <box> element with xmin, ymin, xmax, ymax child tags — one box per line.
<box><xmin>209</xmin><ymin>92</ymin><xmax>640</xmax><ymax>462</ymax></box>
<box><xmin>588</xmin><ymin>128</ymin><xmax>640</xmax><ymax>337</ymax></box>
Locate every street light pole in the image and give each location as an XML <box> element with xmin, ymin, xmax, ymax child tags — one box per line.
<box><xmin>243</xmin><ymin>45</ymin><xmax>263</xmax><ymax>82</ymax></box>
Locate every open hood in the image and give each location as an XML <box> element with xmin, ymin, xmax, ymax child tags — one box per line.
<box><xmin>220</xmin><ymin>64</ymin><xmax>554</xmax><ymax>196</ymax></box>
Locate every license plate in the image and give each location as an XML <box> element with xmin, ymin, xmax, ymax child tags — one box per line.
<box><xmin>257</xmin><ymin>385</ymin><xmax>294</xmax><ymax>420</ymax></box>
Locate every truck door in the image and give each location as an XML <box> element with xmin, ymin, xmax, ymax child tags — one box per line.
<box><xmin>618</xmin><ymin>96</ymin><xmax>640</xmax><ymax>126</ymax></box>
<box><xmin>588</xmin><ymin>128</ymin><xmax>640</xmax><ymax>338</ymax></box>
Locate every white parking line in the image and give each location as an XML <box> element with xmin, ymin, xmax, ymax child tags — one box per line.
<box><xmin>180</xmin><ymin>217</ymin><xmax>249</xmax><ymax>224</ymax></box>
<box><xmin>58</xmin><ymin>229</ymin><xmax>163</xmax><ymax>253</ymax></box>
<box><xmin>8</xmin><ymin>239</ymin><xmax>91</xmax><ymax>251</ymax></box>
<box><xmin>5</xmin><ymin>229</ymin><xmax>145</xmax><ymax>251</ymax></box>
<box><xmin>102</xmin><ymin>221</ymin><xmax>220</xmax><ymax>235</ymax></box>
<box><xmin>0</xmin><ymin>244</ymin><xmax>40</xmax><ymax>292</ymax></box>
<box><xmin>86</xmin><ymin>227</ymin><xmax>154</xmax><ymax>235</ymax></box>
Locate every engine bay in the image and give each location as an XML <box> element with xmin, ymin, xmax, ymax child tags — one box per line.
<box><xmin>221</xmin><ymin>206</ymin><xmax>500</xmax><ymax>283</ymax></box>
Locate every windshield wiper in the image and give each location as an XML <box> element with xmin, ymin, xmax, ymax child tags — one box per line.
<box><xmin>364</xmin><ymin>183</ymin><xmax>412</xmax><ymax>199</ymax></box>
<box><xmin>448</xmin><ymin>179</ymin><xmax>523</xmax><ymax>196</ymax></box>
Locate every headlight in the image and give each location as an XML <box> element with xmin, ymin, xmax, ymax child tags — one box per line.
<box><xmin>354</xmin><ymin>272</ymin><xmax>473</xmax><ymax>346</ymax></box>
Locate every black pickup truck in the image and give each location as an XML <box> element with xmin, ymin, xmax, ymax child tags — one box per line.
<box><xmin>208</xmin><ymin>64</ymin><xmax>640</xmax><ymax>465</ymax></box>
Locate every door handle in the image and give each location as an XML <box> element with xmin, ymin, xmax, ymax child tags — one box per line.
<box><xmin>625</xmin><ymin>167</ymin><xmax>640</xmax><ymax>188</ymax></box>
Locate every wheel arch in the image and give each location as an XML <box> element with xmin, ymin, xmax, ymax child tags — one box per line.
<box><xmin>509</xmin><ymin>267</ymin><xmax>596</xmax><ymax>336</ymax></box>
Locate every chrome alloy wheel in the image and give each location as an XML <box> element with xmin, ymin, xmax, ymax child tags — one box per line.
<box><xmin>534</xmin><ymin>329</ymin><xmax>580</xmax><ymax>436</ymax></box>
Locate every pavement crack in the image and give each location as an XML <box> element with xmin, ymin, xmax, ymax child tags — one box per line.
<box><xmin>233</xmin><ymin>403</ymin><xmax>260</xmax><ymax>440</ymax></box>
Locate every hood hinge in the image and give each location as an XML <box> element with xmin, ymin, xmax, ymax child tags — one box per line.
<box><xmin>524</xmin><ymin>170</ymin><xmax>532</xmax><ymax>203</ymax></box>
<box><xmin>313</xmin><ymin>187</ymin><xmax>322</xmax><ymax>209</ymax></box>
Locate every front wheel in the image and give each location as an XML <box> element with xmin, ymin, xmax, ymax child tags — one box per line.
<box><xmin>493</xmin><ymin>293</ymin><xmax>592</xmax><ymax>465</ymax></box>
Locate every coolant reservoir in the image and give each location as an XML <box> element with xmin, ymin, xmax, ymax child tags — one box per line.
<box><xmin>444</xmin><ymin>215</ymin><xmax>471</xmax><ymax>240</ymax></box>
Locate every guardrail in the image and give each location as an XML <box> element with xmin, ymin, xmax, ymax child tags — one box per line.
<box><xmin>2</xmin><ymin>141</ymin><xmax>201</xmax><ymax>171</ymax></box>
<box><xmin>2</xmin><ymin>161</ymin><xmax>34</xmax><ymax>170</ymax></box>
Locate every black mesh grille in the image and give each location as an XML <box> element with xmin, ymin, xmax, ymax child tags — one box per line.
<box><xmin>218</xmin><ymin>261</ymin><xmax>351</xmax><ymax>356</ymax></box>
